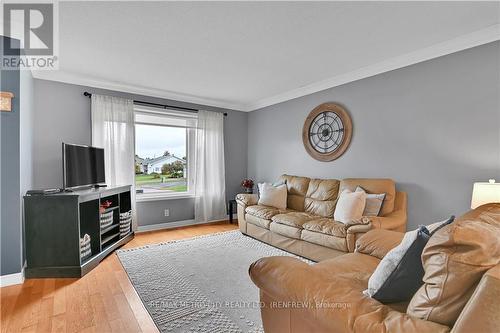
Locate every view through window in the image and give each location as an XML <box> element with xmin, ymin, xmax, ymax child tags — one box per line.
<box><xmin>135</xmin><ymin>124</ymin><xmax>188</xmax><ymax>195</ymax></box>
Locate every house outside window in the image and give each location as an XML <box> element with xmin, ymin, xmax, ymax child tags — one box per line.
<box><xmin>134</xmin><ymin>105</ymin><xmax>196</xmax><ymax>200</ymax></box>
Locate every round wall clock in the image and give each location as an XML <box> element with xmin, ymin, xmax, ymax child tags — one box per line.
<box><xmin>302</xmin><ymin>103</ymin><xmax>352</xmax><ymax>161</ymax></box>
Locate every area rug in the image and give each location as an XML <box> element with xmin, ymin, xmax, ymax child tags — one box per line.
<box><xmin>117</xmin><ymin>230</ymin><xmax>310</xmax><ymax>333</ymax></box>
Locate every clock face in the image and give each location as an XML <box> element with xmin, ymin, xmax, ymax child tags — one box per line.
<box><xmin>302</xmin><ymin>103</ymin><xmax>352</xmax><ymax>161</ymax></box>
<box><xmin>308</xmin><ymin>111</ymin><xmax>345</xmax><ymax>154</ymax></box>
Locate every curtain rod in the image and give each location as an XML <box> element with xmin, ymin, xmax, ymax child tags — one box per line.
<box><xmin>83</xmin><ymin>92</ymin><xmax>227</xmax><ymax>116</ymax></box>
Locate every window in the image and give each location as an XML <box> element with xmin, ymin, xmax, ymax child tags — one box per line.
<box><xmin>134</xmin><ymin>105</ymin><xmax>196</xmax><ymax>200</ymax></box>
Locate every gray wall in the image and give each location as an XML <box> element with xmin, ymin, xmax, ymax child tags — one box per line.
<box><xmin>248</xmin><ymin>41</ymin><xmax>500</xmax><ymax>230</ymax></box>
<box><xmin>32</xmin><ymin>79</ymin><xmax>248</xmax><ymax>227</ymax></box>
<box><xmin>1</xmin><ymin>36</ymin><xmax>34</xmax><ymax>276</ymax></box>
<box><xmin>1</xmin><ymin>37</ymin><xmax>21</xmax><ymax>275</ymax></box>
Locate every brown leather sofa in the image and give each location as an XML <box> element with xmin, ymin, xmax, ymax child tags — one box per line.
<box><xmin>249</xmin><ymin>203</ymin><xmax>500</xmax><ymax>333</ymax></box>
<box><xmin>236</xmin><ymin>175</ymin><xmax>407</xmax><ymax>261</ymax></box>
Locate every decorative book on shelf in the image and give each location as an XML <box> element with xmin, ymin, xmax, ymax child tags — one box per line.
<box><xmin>24</xmin><ymin>185</ymin><xmax>133</xmax><ymax>278</ymax></box>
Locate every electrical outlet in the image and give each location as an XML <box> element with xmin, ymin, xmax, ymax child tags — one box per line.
<box><xmin>164</xmin><ymin>209</ymin><xmax>170</xmax><ymax>217</ymax></box>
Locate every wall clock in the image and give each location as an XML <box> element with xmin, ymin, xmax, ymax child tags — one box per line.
<box><xmin>302</xmin><ymin>103</ymin><xmax>352</xmax><ymax>161</ymax></box>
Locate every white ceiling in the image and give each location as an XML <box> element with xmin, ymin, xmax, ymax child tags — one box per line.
<box><xmin>33</xmin><ymin>1</ymin><xmax>500</xmax><ymax>111</ymax></box>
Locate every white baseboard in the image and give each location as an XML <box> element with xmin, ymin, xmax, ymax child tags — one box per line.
<box><xmin>136</xmin><ymin>214</ymin><xmax>237</xmax><ymax>233</ymax></box>
<box><xmin>0</xmin><ymin>270</ymin><xmax>24</xmax><ymax>288</ymax></box>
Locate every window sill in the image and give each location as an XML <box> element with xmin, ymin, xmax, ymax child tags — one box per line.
<box><xmin>136</xmin><ymin>193</ymin><xmax>195</xmax><ymax>202</ymax></box>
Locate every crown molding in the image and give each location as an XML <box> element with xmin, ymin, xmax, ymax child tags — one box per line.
<box><xmin>243</xmin><ymin>24</ymin><xmax>500</xmax><ymax>111</ymax></box>
<box><xmin>33</xmin><ymin>24</ymin><xmax>499</xmax><ymax>112</ymax></box>
<box><xmin>32</xmin><ymin>70</ymin><xmax>246</xmax><ymax>111</ymax></box>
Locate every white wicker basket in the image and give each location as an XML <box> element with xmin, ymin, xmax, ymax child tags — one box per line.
<box><xmin>80</xmin><ymin>234</ymin><xmax>92</xmax><ymax>260</ymax></box>
<box><xmin>119</xmin><ymin>210</ymin><xmax>132</xmax><ymax>237</ymax></box>
<box><xmin>100</xmin><ymin>210</ymin><xmax>114</xmax><ymax>229</ymax></box>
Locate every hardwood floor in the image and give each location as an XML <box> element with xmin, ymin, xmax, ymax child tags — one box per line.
<box><xmin>1</xmin><ymin>222</ymin><xmax>238</xmax><ymax>333</ymax></box>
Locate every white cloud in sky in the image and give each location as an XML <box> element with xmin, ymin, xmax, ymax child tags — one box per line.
<box><xmin>135</xmin><ymin>124</ymin><xmax>186</xmax><ymax>159</ymax></box>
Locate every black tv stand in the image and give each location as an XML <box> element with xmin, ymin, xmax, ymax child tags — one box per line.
<box><xmin>24</xmin><ymin>185</ymin><xmax>133</xmax><ymax>278</ymax></box>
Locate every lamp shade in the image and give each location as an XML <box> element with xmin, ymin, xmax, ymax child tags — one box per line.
<box><xmin>471</xmin><ymin>179</ymin><xmax>500</xmax><ymax>209</ymax></box>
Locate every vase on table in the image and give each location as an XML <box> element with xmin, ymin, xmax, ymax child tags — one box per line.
<box><xmin>241</xmin><ymin>178</ymin><xmax>255</xmax><ymax>195</ymax></box>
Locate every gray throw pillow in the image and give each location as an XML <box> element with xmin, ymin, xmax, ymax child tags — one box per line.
<box><xmin>355</xmin><ymin>186</ymin><xmax>386</xmax><ymax>216</ymax></box>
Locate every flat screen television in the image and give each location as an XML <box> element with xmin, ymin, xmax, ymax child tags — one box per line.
<box><xmin>63</xmin><ymin>143</ymin><xmax>105</xmax><ymax>189</ymax></box>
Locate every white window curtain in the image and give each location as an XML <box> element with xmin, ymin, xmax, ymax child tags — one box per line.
<box><xmin>91</xmin><ymin>94</ymin><xmax>137</xmax><ymax>230</ymax></box>
<box><xmin>194</xmin><ymin>110</ymin><xmax>226</xmax><ymax>222</ymax></box>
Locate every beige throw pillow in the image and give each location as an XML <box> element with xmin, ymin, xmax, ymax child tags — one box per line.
<box><xmin>355</xmin><ymin>186</ymin><xmax>386</xmax><ymax>216</ymax></box>
<box><xmin>334</xmin><ymin>189</ymin><xmax>367</xmax><ymax>224</ymax></box>
<box><xmin>258</xmin><ymin>183</ymin><xmax>287</xmax><ymax>210</ymax></box>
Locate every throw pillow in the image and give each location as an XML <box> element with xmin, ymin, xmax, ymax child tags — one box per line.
<box><xmin>355</xmin><ymin>186</ymin><xmax>386</xmax><ymax>216</ymax></box>
<box><xmin>425</xmin><ymin>216</ymin><xmax>455</xmax><ymax>234</ymax></box>
<box><xmin>333</xmin><ymin>189</ymin><xmax>367</xmax><ymax>224</ymax></box>
<box><xmin>364</xmin><ymin>216</ymin><xmax>455</xmax><ymax>303</ymax></box>
<box><xmin>258</xmin><ymin>183</ymin><xmax>287</xmax><ymax>210</ymax></box>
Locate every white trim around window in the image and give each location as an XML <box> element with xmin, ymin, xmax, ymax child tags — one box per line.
<box><xmin>136</xmin><ymin>192</ymin><xmax>195</xmax><ymax>202</ymax></box>
<box><xmin>134</xmin><ymin>106</ymin><xmax>196</xmax><ymax>201</ymax></box>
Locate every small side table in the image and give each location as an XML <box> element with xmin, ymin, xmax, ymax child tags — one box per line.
<box><xmin>228</xmin><ymin>199</ymin><xmax>237</xmax><ymax>224</ymax></box>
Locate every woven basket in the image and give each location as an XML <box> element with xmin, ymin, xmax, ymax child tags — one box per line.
<box><xmin>119</xmin><ymin>210</ymin><xmax>132</xmax><ymax>237</ymax></box>
<box><xmin>80</xmin><ymin>234</ymin><xmax>92</xmax><ymax>260</ymax></box>
<box><xmin>100</xmin><ymin>210</ymin><xmax>114</xmax><ymax>229</ymax></box>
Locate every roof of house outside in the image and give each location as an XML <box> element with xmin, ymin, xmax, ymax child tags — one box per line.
<box><xmin>143</xmin><ymin>155</ymin><xmax>185</xmax><ymax>166</ymax></box>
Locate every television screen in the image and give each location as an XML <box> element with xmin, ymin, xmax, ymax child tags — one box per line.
<box><xmin>63</xmin><ymin>143</ymin><xmax>105</xmax><ymax>188</ymax></box>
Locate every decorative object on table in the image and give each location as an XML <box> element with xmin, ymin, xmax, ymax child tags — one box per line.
<box><xmin>471</xmin><ymin>179</ymin><xmax>500</xmax><ymax>208</ymax></box>
<box><xmin>99</xmin><ymin>200</ymin><xmax>112</xmax><ymax>213</ymax></box>
<box><xmin>117</xmin><ymin>230</ymin><xmax>310</xmax><ymax>333</ymax></box>
<box><xmin>80</xmin><ymin>234</ymin><xmax>92</xmax><ymax>261</ymax></box>
<box><xmin>302</xmin><ymin>103</ymin><xmax>353</xmax><ymax>161</ymax></box>
<box><xmin>0</xmin><ymin>92</ymin><xmax>14</xmax><ymax>112</ymax></box>
<box><xmin>119</xmin><ymin>210</ymin><xmax>132</xmax><ymax>237</ymax></box>
<box><xmin>240</xmin><ymin>178</ymin><xmax>254</xmax><ymax>194</ymax></box>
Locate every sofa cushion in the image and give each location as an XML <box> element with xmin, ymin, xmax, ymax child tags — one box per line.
<box><xmin>245</xmin><ymin>205</ymin><xmax>281</xmax><ymax>220</ymax></box>
<box><xmin>304</xmin><ymin>178</ymin><xmax>340</xmax><ymax>217</ymax></box>
<box><xmin>356</xmin><ymin>229</ymin><xmax>405</xmax><ymax>260</ymax></box>
<box><xmin>271</xmin><ymin>212</ymin><xmax>316</xmax><ymax>228</ymax></box>
<box><xmin>279</xmin><ymin>174</ymin><xmax>310</xmax><ymax>212</ymax></box>
<box><xmin>302</xmin><ymin>218</ymin><xmax>348</xmax><ymax>237</ymax></box>
<box><xmin>246</xmin><ymin>214</ymin><xmax>273</xmax><ymax>229</ymax></box>
<box><xmin>301</xmin><ymin>230</ymin><xmax>348</xmax><ymax>251</ymax></box>
<box><xmin>407</xmin><ymin>203</ymin><xmax>500</xmax><ymax>326</ymax></box>
<box><xmin>340</xmin><ymin>178</ymin><xmax>396</xmax><ymax>216</ymax></box>
<box><xmin>269</xmin><ymin>222</ymin><xmax>302</xmax><ymax>239</ymax></box>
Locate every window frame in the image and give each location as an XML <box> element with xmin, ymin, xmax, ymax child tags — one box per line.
<box><xmin>134</xmin><ymin>106</ymin><xmax>196</xmax><ymax>201</ymax></box>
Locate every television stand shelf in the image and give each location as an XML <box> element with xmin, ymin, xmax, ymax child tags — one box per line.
<box><xmin>24</xmin><ymin>185</ymin><xmax>133</xmax><ymax>278</ymax></box>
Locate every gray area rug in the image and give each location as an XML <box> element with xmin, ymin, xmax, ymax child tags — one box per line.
<box><xmin>117</xmin><ymin>230</ymin><xmax>309</xmax><ymax>333</ymax></box>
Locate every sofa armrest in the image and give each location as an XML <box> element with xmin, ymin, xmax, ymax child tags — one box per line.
<box><xmin>345</xmin><ymin>218</ymin><xmax>373</xmax><ymax>252</ymax></box>
<box><xmin>249</xmin><ymin>256</ymin><xmax>450</xmax><ymax>333</ymax></box>
<box><xmin>236</xmin><ymin>193</ymin><xmax>258</xmax><ymax>207</ymax></box>
<box><xmin>355</xmin><ymin>229</ymin><xmax>404</xmax><ymax>259</ymax></box>
<box><xmin>368</xmin><ymin>191</ymin><xmax>407</xmax><ymax>232</ymax></box>
<box><xmin>236</xmin><ymin>193</ymin><xmax>258</xmax><ymax>234</ymax></box>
